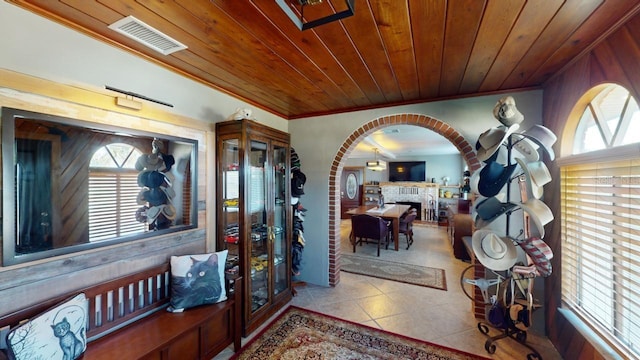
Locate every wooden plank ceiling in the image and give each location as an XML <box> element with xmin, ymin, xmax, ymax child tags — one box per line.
<box><xmin>7</xmin><ymin>0</ymin><xmax>640</xmax><ymax>119</ymax></box>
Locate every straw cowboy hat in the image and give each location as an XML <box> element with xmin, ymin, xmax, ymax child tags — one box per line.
<box><xmin>162</xmin><ymin>204</ymin><xmax>177</xmax><ymax>220</ymax></box>
<box><xmin>493</xmin><ymin>96</ymin><xmax>524</xmax><ymax>127</ymax></box>
<box><xmin>135</xmin><ymin>153</ymin><xmax>164</xmax><ymax>171</ymax></box>
<box><xmin>472</xmin><ymin>229</ymin><xmax>518</xmax><ymax>271</ymax></box>
<box><xmin>515</xmin><ymin>158</ymin><xmax>552</xmax><ymax>200</ymax></box>
<box><xmin>476</xmin><ymin>124</ymin><xmax>520</xmax><ymax>162</ymax></box>
<box><xmin>226</xmin><ymin>107</ymin><xmax>253</xmax><ymax>121</ymax></box>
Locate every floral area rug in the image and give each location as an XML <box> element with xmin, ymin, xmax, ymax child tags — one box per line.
<box><xmin>231</xmin><ymin>306</ymin><xmax>488</xmax><ymax>360</ymax></box>
<box><xmin>340</xmin><ymin>254</ymin><xmax>447</xmax><ymax>291</ymax></box>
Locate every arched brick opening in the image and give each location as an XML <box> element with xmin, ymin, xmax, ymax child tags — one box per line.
<box><xmin>327</xmin><ymin>114</ymin><xmax>481</xmax><ymax>286</ymax></box>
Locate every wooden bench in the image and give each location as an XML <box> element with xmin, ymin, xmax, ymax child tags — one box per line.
<box><xmin>0</xmin><ymin>263</ymin><xmax>242</xmax><ymax>360</ymax></box>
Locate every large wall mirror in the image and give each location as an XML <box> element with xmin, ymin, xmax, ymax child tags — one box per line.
<box><xmin>1</xmin><ymin>107</ymin><xmax>198</xmax><ymax>266</ymax></box>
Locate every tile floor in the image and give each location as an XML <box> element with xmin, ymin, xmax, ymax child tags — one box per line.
<box><xmin>214</xmin><ymin>220</ymin><xmax>563</xmax><ymax>360</ymax></box>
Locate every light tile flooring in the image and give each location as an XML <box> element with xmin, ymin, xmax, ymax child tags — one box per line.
<box><xmin>214</xmin><ymin>220</ymin><xmax>563</xmax><ymax>360</ymax></box>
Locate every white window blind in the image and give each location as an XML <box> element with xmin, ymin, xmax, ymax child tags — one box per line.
<box><xmin>88</xmin><ymin>170</ymin><xmax>146</xmax><ymax>241</ymax></box>
<box><xmin>561</xmin><ymin>157</ymin><xmax>640</xmax><ymax>357</ymax></box>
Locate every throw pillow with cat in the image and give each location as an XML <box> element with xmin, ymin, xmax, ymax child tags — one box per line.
<box><xmin>7</xmin><ymin>293</ymin><xmax>87</xmax><ymax>360</ymax></box>
<box><xmin>168</xmin><ymin>250</ymin><xmax>228</xmax><ymax>313</ymax></box>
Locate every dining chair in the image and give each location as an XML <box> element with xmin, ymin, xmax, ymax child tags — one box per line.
<box><xmin>399</xmin><ymin>208</ymin><xmax>418</xmax><ymax>249</ymax></box>
<box><xmin>351</xmin><ymin>214</ymin><xmax>391</xmax><ymax>257</ymax></box>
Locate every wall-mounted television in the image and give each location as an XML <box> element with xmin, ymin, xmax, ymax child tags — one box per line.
<box><xmin>388</xmin><ymin>161</ymin><xmax>426</xmax><ymax>182</ymax></box>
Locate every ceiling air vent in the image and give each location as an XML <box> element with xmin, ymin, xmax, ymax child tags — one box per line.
<box><xmin>108</xmin><ymin>16</ymin><xmax>187</xmax><ymax>55</ymax></box>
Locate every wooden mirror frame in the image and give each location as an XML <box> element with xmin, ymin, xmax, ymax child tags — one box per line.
<box><xmin>1</xmin><ymin>107</ymin><xmax>198</xmax><ymax>266</ymax></box>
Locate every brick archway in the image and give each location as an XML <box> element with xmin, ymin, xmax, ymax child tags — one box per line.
<box><xmin>327</xmin><ymin>114</ymin><xmax>481</xmax><ymax>286</ymax></box>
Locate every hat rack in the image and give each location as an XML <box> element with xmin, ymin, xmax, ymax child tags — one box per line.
<box><xmin>476</xmin><ymin>135</ymin><xmax>542</xmax><ymax>360</ymax></box>
<box><xmin>460</xmin><ymin>96</ymin><xmax>557</xmax><ymax>360</ymax></box>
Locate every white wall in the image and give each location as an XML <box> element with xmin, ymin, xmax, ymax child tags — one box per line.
<box><xmin>289</xmin><ymin>92</ymin><xmax>544</xmax><ymax>286</ymax></box>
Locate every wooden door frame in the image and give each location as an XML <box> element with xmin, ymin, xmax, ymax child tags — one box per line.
<box><xmin>340</xmin><ymin>166</ymin><xmax>364</xmax><ymax>219</ymax></box>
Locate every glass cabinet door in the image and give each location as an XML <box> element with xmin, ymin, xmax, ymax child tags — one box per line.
<box><xmin>272</xmin><ymin>143</ymin><xmax>288</xmax><ymax>297</ymax></box>
<box><xmin>220</xmin><ymin>138</ymin><xmax>240</xmax><ymax>273</ymax></box>
<box><xmin>216</xmin><ymin>119</ymin><xmax>292</xmax><ymax>336</ymax></box>
<box><xmin>248</xmin><ymin>140</ymin><xmax>268</xmax><ymax>313</ymax></box>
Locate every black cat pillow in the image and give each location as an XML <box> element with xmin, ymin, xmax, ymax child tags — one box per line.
<box><xmin>6</xmin><ymin>293</ymin><xmax>87</xmax><ymax>360</ymax></box>
<box><xmin>168</xmin><ymin>250</ymin><xmax>228</xmax><ymax>313</ymax></box>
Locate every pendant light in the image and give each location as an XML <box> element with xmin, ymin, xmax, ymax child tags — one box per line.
<box><xmin>366</xmin><ymin>148</ymin><xmax>386</xmax><ymax>171</ymax></box>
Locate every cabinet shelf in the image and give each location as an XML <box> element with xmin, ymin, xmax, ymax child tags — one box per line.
<box><xmin>363</xmin><ymin>184</ymin><xmax>381</xmax><ymax>204</ymax></box>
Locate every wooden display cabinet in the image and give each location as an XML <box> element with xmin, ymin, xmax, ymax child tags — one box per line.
<box><xmin>215</xmin><ymin>119</ymin><xmax>292</xmax><ymax>336</ymax></box>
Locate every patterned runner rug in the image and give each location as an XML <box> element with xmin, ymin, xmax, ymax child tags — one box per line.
<box><xmin>231</xmin><ymin>306</ymin><xmax>488</xmax><ymax>360</ymax></box>
<box><xmin>340</xmin><ymin>254</ymin><xmax>447</xmax><ymax>290</ymax></box>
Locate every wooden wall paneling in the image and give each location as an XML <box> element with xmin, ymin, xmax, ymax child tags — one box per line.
<box><xmin>0</xmin><ymin>229</ymin><xmax>205</xmax><ymax>315</ymax></box>
<box><xmin>569</xmin><ymin>327</ymin><xmax>591</xmax><ymax>359</ymax></box>
<box><xmin>588</xmin><ymin>51</ymin><xmax>609</xmax><ymax>86</ymax></box>
<box><xmin>347</xmin><ymin>0</ymin><xmax>405</xmax><ymax>103</ymax></box>
<box><xmin>165</xmin><ymin>0</ymin><xmax>334</xmax><ymax>111</ymax></box>
<box><xmin>607</xmin><ymin>26</ymin><xmax>640</xmax><ymax>98</ymax></box>
<box><xmin>592</xmin><ymin>37</ymin><xmax>630</xmax><ymax>84</ymax></box>
<box><xmin>294</xmin><ymin>2</ymin><xmax>383</xmax><ymax>106</ymax></box>
<box><xmin>626</xmin><ymin>11</ymin><xmax>640</xmax><ymax>47</ymax></box>
<box><xmin>133</xmin><ymin>0</ymin><xmax>317</xmax><ymax>112</ymax></box>
<box><xmin>439</xmin><ymin>0</ymin><xmax>486</xmax><ymax>96</ymax></box>
<box><xmin>479</xmin><ymin>0</ymin><xmax>563</xmax><ymax>92</ymax></box>
<box><xmin>529</xmin><ymin>1</ymin><xmax>640</xmax><ymax>87</ymax></box>
<box><xmin>459</xmin><ymin>0</ymin><xmax>523</xmax><ymax>94</ymax></box>
<box><xmin>319</xmin><ymin>32</ymin><xmax>380</xmax><ymax>106</ymax></box>
<box><xmin>542</xmin><ymin>11</ymin><xmax>640</xmax><ymax>360</ymax></box>
<box><xmin>371</xmin><ymin>0</ymin><xmax>420</xmax><ymax>99</ymax></box>
<box><xmin>409</xmin><ymin>0</ymin><xmax>446</xmax><ymax>98</ymax></box>
<box><xmin>244</xmin><ymin>0</ymin><xmax>371</xmax><ymax>109</ymax></box>
<box><xmin>501</xmin><ymin>0</ymin><xmax>602</xmax><ymax>90</ymax></box>
<box><xmin>14</xmin><ymin>0</ymin><xmax>640</xmax><ymax>118</ymax></box>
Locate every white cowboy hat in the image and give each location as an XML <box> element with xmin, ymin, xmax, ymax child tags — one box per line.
<box><xmin>519</xmin><ymin>198</ymin><xmax>554</xmax><ymax>238</ymax></box>
<box><xmin>472</xmin><ymin>229</ymin><xmax>518</xmax><ymax>271</ymax></box>
<box><xmin>513</xmin><ymin>125</ymin><xmax>557</xmax><ymax>160</ymax></box>
<box><xmin>470</xmin><ymin>168</ymin><xmax>481</xmax><ymax>195</ymax></box>
<box><xmin>515</xmin><ymin>158</ymin><xmax>551</xmax><ymax>200</ymax></box>
<box><xmin>476</xmin><ymin>124</ymin><xmax>520</xmax><ymax>162</ymax></box>
<box><xmin>493</xmin><ymin>96</ymin><xmax>524</xmax><ymax>126</ymax></box>
<box><xmin>512</xmin><ymin>136</ymin><xmax>540</xmax><ymax>162</ymax></box>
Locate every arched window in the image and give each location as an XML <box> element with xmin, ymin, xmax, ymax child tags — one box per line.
<box><xmin>560</xmin><ymin>83</ymin><xmax>640</xmax><ymax>358</ymax></box>
<box><xmin>88</xmin><ymin>143</ymin><xmax>145</xmax><ymax>241</ymax></box>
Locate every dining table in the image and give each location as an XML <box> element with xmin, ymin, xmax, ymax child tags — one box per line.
<box><xmin>345</xmin><ymin>204</ymin><xmax>411</xmax><ymax>251</ymax></box>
